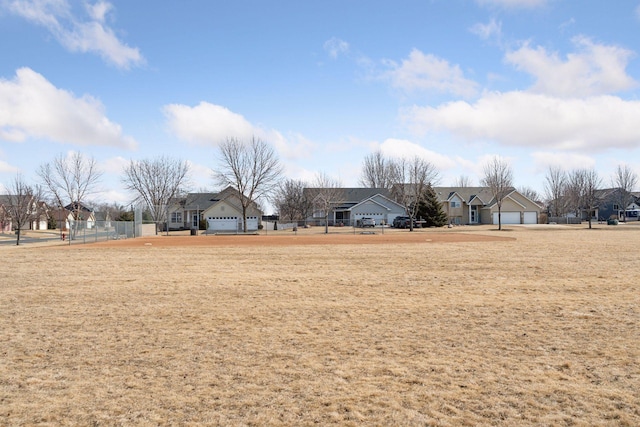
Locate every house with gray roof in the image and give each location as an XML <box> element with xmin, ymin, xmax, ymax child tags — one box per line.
<box><xmin>303</xmin><ymin>187</ymin><xmax>406</xmax><ymax>226</ymax></box>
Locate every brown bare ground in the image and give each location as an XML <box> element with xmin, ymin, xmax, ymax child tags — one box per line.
<box><xmin>1</xmin><ymin>225</ymin><xmax>639</xmax><ymax>426</ymax></box>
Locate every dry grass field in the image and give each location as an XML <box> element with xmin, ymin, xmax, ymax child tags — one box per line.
<box><xmin>1</xmin><ymin>224</ymin><xmax>639</xmax><ymax>426</ymax></box>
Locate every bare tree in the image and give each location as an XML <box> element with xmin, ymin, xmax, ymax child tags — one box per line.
<box><xmin>3</xmin><ymin>174</ymin><xmax>43</xmax><ymax>245</ymax></box>
<box><xmin>273</xmin><ymin>179</ymin><xmax>312</xmax><ymax>222</ymax></box>
<box><xmin>481</xmin><ymin>156</ymin><xmax>513</xmax><ymax>231</ymax></box>
<box><xmin>518</xmin><ymin>186</ymin><xmax>541</xmax><ymax>203</ymax></box>
<box><xmin>38</xmin><ymin>152</ymin><xmax>102</xmax><ymax>237</ymax></box>
<box><xmin>454</xmin><ymin>175</ymin><xmax>473</xmax><ymax>187</ymax></box>
<box><xmin>544</xmin><ymin>166</ymin><xmax>567</xmax><ymax>217</ymax></box>
<box><xmin>359</xmin><ymin>151</ymin><xmax>395</xmax><ymax>189</ymax></box>
<box><xmin>215</xmin><ymin>137</ymin><xmax>283</xmax><ymax>232</ymax></box>
<box><xmin>567</xmin><ymin>168</ymin><xmax>602</xmax><ymax>229</ymax></box>
<box><xmin>582</xmin><ymin>169</ymin><xmax>602</xmax><ymax>229</ymax></box>
<box><xmin>565</xmin><ymin>170</ymin><xmax>584</xmax><ymax>218</ymax></box>
<box><xmin>122</xmin><ymin>156</ymin><xmax>190</xmax><ymax>234</ymax></box>
<box><xmin>391</xmin><ymin>156</ymin><xmax>440</xmax><ymax>231</ymax></box>
<box><xmin>612</xmin><ymin>164</ymin><xmax>638</xmax><ymax>222</ymax></box>
<box><xmin>310</xmin><ymin>172</ymin><xmax>344</xmax><ymax>234</ymax></box>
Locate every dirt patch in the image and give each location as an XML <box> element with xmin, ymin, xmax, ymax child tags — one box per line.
<box><xmin>84</xmin><ymin>229</ymin><xmax>513</xmax><ymax>248</ymax></box>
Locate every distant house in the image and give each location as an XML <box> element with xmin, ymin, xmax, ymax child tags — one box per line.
<box><xmin>303</xmin><ymin>188</ymin><xmax>407</xmax><ymax>226</ymax></box>
<box><xmin>168</xmin><ymin>186</ymin><xmax>263</xmax><ymax>233</ymax></box>
<box><xmin>433</xmin><ymin>187</ymin><xmax>541</xmax><ymax>225</ymax></box>
<box><xmin>0</xmin><ymin>195</ymin><xmax>49</xmax><ymax>231</ymax></box>
<box><xmin>64</xmin><ymin>202</ymin><xmax>96</xmax><ymax>228</ymax></box>
<box><xmin>592</xmin><ymin>188</ymin><xmax>640</xmax><ymax>221</ymax></box>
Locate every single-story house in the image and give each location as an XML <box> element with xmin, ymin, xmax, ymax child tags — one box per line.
<box><xmin>168</xmin><ymin>186</ymin><xmax>263</xmax><ymax>233</ymax></box>
<box><xmin>304</xmin><ymin>188</ymin><xmax>407</xmax><ymax>226</ymax></box>
<box><xmin>434</xmin><ymin>187</ymin><xmax>542</xmax><ymax>225</ymax></box>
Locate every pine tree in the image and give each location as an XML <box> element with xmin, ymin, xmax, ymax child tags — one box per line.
<box><xmin>417</xmin><ymin>185</ymin><xmax>448</xmax><ymax>227</ymax></box>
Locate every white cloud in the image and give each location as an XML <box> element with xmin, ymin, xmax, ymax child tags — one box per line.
<box><xmin>323</xmin><ymin>37</ymin><xmax>350</xmax><ymax>59</ymax></box>
<box><xmin>0</xmin><ymin>67</ymin><xmax>137</xmax><ymax>149</ymax></box>
<box><xmin>5</xmin><ymin>0</ymin><xmax>143</xmax><ymax>69</ymax></box>
<box><xmin>531</xmin><ymin>151</ymin><xmax>596</xmax><ymax>173</ymax></box>
<box><xmin>384</xmin><ymin>49</ymin><xmax>479</xmax><ymax>98</ymax></box>
<box><xmin>163</xmin><ymin>101</ymin><xmax>317</xmax><ymax>161</ymax></box>
<box><xmin>164</xmin><ymin>102</ymin><xmax>255</xmax><ymax>145</ymax></box>
<box><xmin>470</xmin><ymin>18</ymin><xmax>502</xmax><ymax>41</ymax></box>
<box><xmin>505</xmin><ymin>37</ymin><xmax>637</xmax><ymax>97</ymax></box>
<box><xmin>378</xmin><ymin>138</ymin><xmax>457</xmax><ymax>171</ymax></box>
<box><xmin>476</xmin><ymin>0</ymin><xmax>549</xmax><ymax>8</ymax></box>
<box><xmin>101</xmin><ymin>156</ymin><xmax>129</xmax><ymax>174</ymax></box>
<box><xmin>404</xmin><ymin>91</ymin><xmax>640</xmax><ymax>152</ymax></box>
<box><xmin>0</xmin><ymin>159</ymin><xmax>20</xmax><ymax>174</ymax></box>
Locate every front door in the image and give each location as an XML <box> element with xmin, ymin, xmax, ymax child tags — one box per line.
<box><xmin>470</xmin><ymin>207</ymin><xmax>477</xmax><ymax>224</ymax></box>
<box><xmin>193</xmin><ymin>213</ymin><xmax>199</xmax><ymax>228</ymax></box>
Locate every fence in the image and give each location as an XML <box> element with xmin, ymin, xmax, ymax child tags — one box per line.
<box><xmin>64</xmin><ymin>220</ymin><xmax>137</xmax><ymax>245</ymax></box>
<box><xmin>547</xmin><ymin>217</ymin><xmax>582</xmax><ymax>224</ymax></box>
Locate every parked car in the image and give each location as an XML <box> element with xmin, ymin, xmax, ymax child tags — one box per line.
<box><xmin>360</xmin><ymin>217</ymin><xmax>376</xmax><ymax>228</ymax></box>
<box><xmin>393</xmin><ymin>216</ymin><xmax>415</xmax><ymax>229</ymax></box>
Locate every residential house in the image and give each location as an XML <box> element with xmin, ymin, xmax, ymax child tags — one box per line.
<box><xmin>591</xmin><ymin>188</ymin><xmax>640</xmax><ymax>221</ymax></box>
<box><xmin>64</xmin><ymin>202</ymin><xmax>96</xmax><ymax>228</ymax></box>
<box><xmin>434</xmin><ymin>187</ymin><xmax>541</xmax><ymax>225</ymax></box>
<box><xmin>303</xmin><ymin>188</ymin><xmax>407</xmax><ymax>226</ymax></box>
<box><xmin>168</xmin><ymin>186</ymin><xmax>263</xmax><ymax>232</ymax></box>
<box><xmin>0</xmin><ymin>195</ymin><xmax>49</xmax><ymax>231</ymax></box>
<box><xmin>0</xmin><ymin>201</ymin><xmax>11</xmax><ymax>232</ymax></box>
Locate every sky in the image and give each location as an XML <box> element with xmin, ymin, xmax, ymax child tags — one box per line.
<box><xmin>2</xmin><ymin>0</ymin><xmax>640</xmax><ymax>212</ymax></box>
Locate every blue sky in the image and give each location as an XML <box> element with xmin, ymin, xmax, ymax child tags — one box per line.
<box><xmin>2</xmin><ymin>0</ymin><xmax>640</xmax><ymax>211</ymax></box>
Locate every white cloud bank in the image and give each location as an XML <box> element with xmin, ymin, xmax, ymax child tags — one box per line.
<box><xmin>506</xmin><ymin>36</ymin><xmax>637</xmax><ymax>97</ymax></box>
<box><xmin>4</xmin><ymin>0</ymin><xmax>143</xmax><ymax>69</ymax></box>
<box><xmin>0</xmin><ymin>67</ymin><xmax>137</xmax><ymax>149</ymax></box>
<box><xmin>405</xmin><ymin>92</ymin><xmax>640</xmax><ymax>151</ymax></box>
<box><xmin>163</xmin><ymin>101</ymin><xmax>316</xmax><ymax>161</ymax></box>
<box><xmin>403</xmin><ymin>38</ymin><xmax>640</xmax><ymax>153</ymax></box>
<box><xmin>384</xmin><ymin>49</ymin><xmax>478</xmax><ymax>98</ymax></box>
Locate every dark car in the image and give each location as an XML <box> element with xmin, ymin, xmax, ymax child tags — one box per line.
<box><xmin>393</xmin><ymin>216</ymin><xmax>413</xmax><ymax>228</ymax></box>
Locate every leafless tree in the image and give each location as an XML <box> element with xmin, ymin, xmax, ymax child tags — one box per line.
<box><xmin>481</xmin><ymin>156</ymin><xmax>513</xmax><ymax>231</ymax></box>
<box><xmin>310</xmin><ymin>172</ymin><xmax>344</xmax><ymax>234</ymax></box>
<box><xmin>544</xmin><ymin>166</ymin><xmax>567</xmax><ymax>217</ymax></box>
<box><xmin>454</xmin><ymin>175</ymin><xmax>473</xmax><ymax>187</ymax></box>
<box><xmin>122</xmin><ymin>156</ymin><xmax>191</xmax><ymax>234</ymax></box>
<box><xmin>38</xmin><ymin>152</ymin><xmax>102</xmax><ymax>237</ymax></box>
<box><xmin>215</xmin><ymin>137</ymin><xmax>283</xmax><ymax>232</ymax></box>
<box><xmin>273</xmin><ymin>178</ymin><xmax>312</xmax><ymax>222</ymax></box>
<box><xmin>582</xmin><ymin>169</ymin><xmax>602</xmax><ymax>229</ymax></box>
<box><xmin>390</xmin><ymin>156</ymin><xmax>440</xmax><ymax>231</ymax></box>
<box><xmin>565</xmin><ymin>170</ymin><xmax>584</xmax><ymax>218</ymax></box>
<box><xmin>3</xmin><ymin>174</ymin><xmax>43</xmax><ymax>245</ymax></box>
<box><xmin>612</xmin><ymin>164</ymin><xmax>638</xmax><ymax>222</ymax></box>
<box><xmin>518</xmin><ymin>186</ymin><xmax>541</xmax><ymax>203</ymax></box>
<box><xmin>567</xmin><ymin>168</ymin><xmax>602</xmax><ymax>229</ymax></box>
<box><xmin>359</xmin><ymin>151</ymin><xmax>395</xmax><ymax>189</ymax></box>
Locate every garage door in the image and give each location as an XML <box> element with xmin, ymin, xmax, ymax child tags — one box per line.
<box><xmin>523</xmin><ymin>212</ymin><xmax>537</xmax><ymax>224</ymax></box>
<box><xmin>207</xmin><ymin>216</ymin><xmax>240</xmax><ymax>232</ymax></box>
<box><xmin>493</xmin><ymin>212</ymin><xmax>520</xmax><ymax>224</ymax></box>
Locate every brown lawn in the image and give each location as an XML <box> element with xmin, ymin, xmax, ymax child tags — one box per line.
<box><xmin>1</xmin><ymin>225</ymin><xmax>638</xmax><ymax>426</ymax></box>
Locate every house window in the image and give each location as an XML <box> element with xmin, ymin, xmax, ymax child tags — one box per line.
<box><xmin>613</xmin><ymin>204</ymin><xmax>620</xmax><ymax>210</ymax></box>
<box><xmin>171</xmin><ymin>212</ymin><xmax>182</xmax><ymax>223</ymax></box>
<box><xmin>451</xmin><ymin>201</ymin><xmax>461</xmax><ymax>208</ymax></box>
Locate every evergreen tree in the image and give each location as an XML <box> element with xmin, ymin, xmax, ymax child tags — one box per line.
<box><xmin>417</xmin><ymin>185</ymin><xmax>448</xmax><ymax>227</ymax></box>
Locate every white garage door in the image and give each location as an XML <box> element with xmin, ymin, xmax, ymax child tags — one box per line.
<box><xmin>523</xmin><ymin>212</ymin><xmax>537</xmax><ymax>224</ymax></box>
<box><xmin>207</xmin><ymin>216</ymin><xmax>240</xmax><ymax>232</ymax></box>
<box><xmin>493</xmin><ymin>212</ymin><xmax>520</xmax><ymax>224</ymax></box>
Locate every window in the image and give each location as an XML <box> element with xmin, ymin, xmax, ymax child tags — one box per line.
<box><xmin>451</xmin><ymin>201</ymin><xmax>461</xmax><ymax>208</ymax></box>
<box><xmin>171</xmin><ymin>212</ymin><xmax>182</xmax><ymax>223</ymax></box>
<box><xmin>613</xmin><ymin>204</ymin><xmax>620</xmax><ymax>210</ymax></box>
